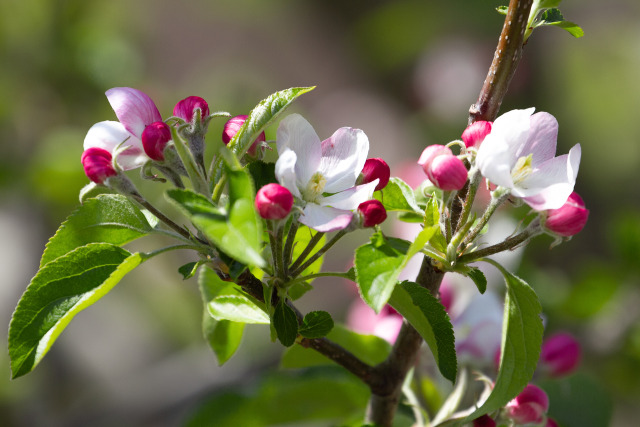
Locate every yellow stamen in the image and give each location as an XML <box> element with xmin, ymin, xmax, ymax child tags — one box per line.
<box><xmin>302</xmin><ymin>172</ymin><xmax>327</xmax><ymax>202</ymax></box>
<box><xmin>511</xmin><ymin>154</ymin><xmax>533</xmax><ymax>185</ymax></box>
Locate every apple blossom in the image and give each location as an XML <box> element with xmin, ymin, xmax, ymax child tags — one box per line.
<box><xmin>505</xmin><ymin>384</ymin><xmax>549</xmax><ymax>425</ymax></box>
<box><xmin>275</xmin><ymin>114</ymin><xmax>378</xmax><ymax>232</ymax></box>
<box><xmin>173</xmin><ymin>95</ymin><xmax>210</xmax><ymax>123</ymax></box>
<box><xmin>255</xmin><ymin>183</ymin><xmax>294</xmax><ymax>220</ymax></box>
<box><xmin>346</xmin><ymin>299</ymin><xmax>402</xmax><ymax>344</ymax></box>
<box><xmin>81</xmin><ymin>147</ymin><xmax>117</xmax><ymax>184</ymax></box>
<box><xmin>359</xmin><ymin>158</ymin><xmax>390</xmax><ymax>191</ymax></box>
<box><xmin>542</xmin><ymin>192</ymin><xmax>589</xmax><ymax>237</ymax></box>
<box><xmin>84</xmin><ymin>87</ymin><xmax>162</xmax><ymax>170</ymax></box>
<box><xmin>223</xmin><ymin>115</ymin><xmax>266</xmax><ymax>157</ymax></box>
<box><xmin>141</xmin><ymin>121</ymin><xmax>172</xmax><ymax>161</ymax></box>
<box><xmin>358</xmin><ymin>199</ymin><xmax>387</xmax><ymax>227</ymax></box>
<box><xmin>462</xmin><ymin>120</ymin><xmax>492</xmax><ymax>148</ymax></box>
<box><xmin>476</xmin><ymin>108</ymin><xmax>581</xmax><ymax>210</ymax></box>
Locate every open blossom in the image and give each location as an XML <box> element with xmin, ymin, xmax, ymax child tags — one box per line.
<box><xmin>84</xmin><ymin>87</ymin><xmax>162</xmax><ymax>169</ymax></box>
<box><xmin>275</xmin><ymin>114</ymin><xmax>378</xmax><ymax>232</ymax></box>
<box><xmin>476</xmin><ymin>108</ymin><xmax>581</xmax><ymax>210</ymax></box>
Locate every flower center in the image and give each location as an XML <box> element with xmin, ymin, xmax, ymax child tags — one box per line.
<box><xmin>302</xmin><ymin>172</ymin><xmax>327</xmax><ymax>203</ymax></box>
<box><xmin>511</xmin><ymin>154</ymin><xmax>533</xmax><ymax>185</ymax></box>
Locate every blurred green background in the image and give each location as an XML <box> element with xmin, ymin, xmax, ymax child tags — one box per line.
<box><xmin>1</xmin><ymin>0</ymin><xmax>639</xmax><ymax>426</ymax></box>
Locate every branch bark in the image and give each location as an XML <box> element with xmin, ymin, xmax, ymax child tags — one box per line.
<box><xmin>469</xmin><ymin>0</ymin><xmax>533</xmax><ymax>124</ymax></box>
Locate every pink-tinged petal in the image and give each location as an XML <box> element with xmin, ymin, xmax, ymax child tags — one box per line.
<box><xmin>274</xmin><ymin>149</ymin><xmax>302</xmax><ymax>199</ymax></box>
<box><xmin>319</xmin><ymin>127</ymin><xmax>369</xmax><ymax>193</ymax></box>
<box><xmin>276</xmin><ymin>114</ymin><xmax>321</xmax><ymax>186</ymax></box>
<box><xmin>319</xmin><ymin>180</ymin><xmax>378</xmax><ymax>210</ymax></box>
<box><xmin>373</xmin><ymin>315</ymin><xmax>402</xmax><ymax>344</ymax></box>
<box><xmin>299</xmin><ymin>203</ymin><xmax>353</xmax><ymax>232</ymax></box>
<box><xmin>519</xmin><ymin>112</ymin><xmax>558</xmax><ymax>165</ymax></box>
<box><xmin>83</xmin><ymin>121</ymin><xmax>148</xmax><ymax>170</ymax></box>
<box><xmin>174</xmin><ymin>96</ymin><xmax>209</xmax><ymax>122</ymax></box>
<box><xmin>490</xmin><ymin>107</ymin><xmax>534</xmax><ymax>161</ymax></box>
<box><xmin>106</xmin><ymin>87</ymin><xmax>162</xmax><ymax>138</ymax></box>
<box><xmin>517</xmin><ymin>144</ymin><xmax>581</xmax><ymax>210</ymax></box>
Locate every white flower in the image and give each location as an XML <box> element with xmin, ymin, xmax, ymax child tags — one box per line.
<box><xmin>83</xmin><ymin>87</ymin><xmax>162</xmax><ymax>170</ymax></box>
<box><xmin>275</xmin><ymin>114</ymin><xmax>378</xmax><ymax>232</ymax></box>
<box><xmin>476</xmin><ymin>108</ymin><xmax>581</xmax><ymax>210</ymax></box>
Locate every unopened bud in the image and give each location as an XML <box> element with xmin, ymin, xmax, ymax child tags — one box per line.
<box><xmin>141</xmin><ymin>121</ymin><xmax>172</xmax><ymax>161</ymax></box>
<box><xmin>418</xmin><ymin>145</ymin><xmax>468</xmax><ymax>191</ymax></box>
<box><xmin>546</xmin><ymin>418</ymin><xmax>560</xmax><ymax>427</ymax></box>
<box><xmin>223</xmin><ymin>115</ymin><xmax>265</xmax><ymax>157</ymax></box>
<box><xmin>506</xmin><ymin>384</ymin><xmax>549</xmax><ymax>425</ymax></box>
<box><xmin>360</xmin><ymin>158</ymin><xmax>390</xmax><ymax>191</ymax></box>
<box><xmin>81</xmin><ymin>147</ymin><xmax>117</xmax><ymax>184</ymax></box>
<box><xmin>255</xmin><ymin>183</ymin><xmax>293</xmax><ymax>220</ymax></box>
<box><xmin>358</xmin><ymin>199</ymin><xmax>387</xmax><ymax>227</ymax></box>
<box><xmin>462</xmin><ymin>121</ymin><xmax>492</xmax><ymax>148</ymax></box>
<box><xmin>540</xmin><ymin>332</ymin><xmax>580</xmax><ymax>377</ymax></box>
<box><xmin>472</xmin><ymin>415</ymin><xmax>496</xmax><ymax>427</ymax></box>
<box><xmin>543</xmin><ymin>192</ymin><xmax>589</xmax><ymax>237</ymax></box>
<box><xmin>173</xmin><ymin>96</ymin><xmax>210</xmax><ymax>123</ymax></box>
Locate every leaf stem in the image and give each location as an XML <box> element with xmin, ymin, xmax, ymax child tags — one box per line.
<box><xmin>288</xmin><ymin>230</ymin><xmax>325</xmax><ymax>274</ymax></box>
<box><xmin>289</xmin><ymin>230</ymin><xmax>346</xmax><ymax>278</ymax></box>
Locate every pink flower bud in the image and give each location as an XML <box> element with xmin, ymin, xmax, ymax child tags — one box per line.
<box><xmin>223</xmin><ymin>115</ymin><xmax>266</xmax><ymax>156</ymax></box>
<box><xmin>462</xmin><ymin>121</ymin><xmax>492</xmax><ymax>148</ymax></box>
<box><xmin>543</xmin><ymin>192</ymin><xmax>589</xmax><ymax>236</ymax></box>
<box><xmin>141</xmin><ymin>121</ymin><xmax>172</xmax><ymax>161</ymax></box>
<box><xmin>173</xmin><ymin>96</ymin><xmax>210</xmax><ymax>123</ymax></box>
<box><xmin>506</xmin><ymin>384</ymin><xmax>549</xmax><ymax>425</ymax></box>
<box><xmin>255</xmin><ymin>183</ymin><xmax>293</xmax><ymax>220</ymax></box>
<box><xmin>81</xmin><ymin>147</ymin><xmax>117</xmax><ymax>184</ymax></box>
<box><xmin>360</xmin><ymin>158</ymin><xmax>390</xmax><ymax>191</ymax></box>
<box><xmin>428</xmin><ymin>154</ymin><xmax>468</xmax><ymax>191</ymax></box>
<box><xmin>473</xmin><ymin>415</ymin><xmax>496</xmax><ymax>427</ymax></box>
<box><xmin>358</xmin><ymin>200</ymin><xmax>387</xmax><ymax>227</ymax></box>
<box><xmin>418</xmin><ymin>145</ymin><xmax>468</xmax><ymax>191</ymax></box>
<box><xmin>540</xmin><ymin>332</ymin><xmax>580</xmax><ymax>377</ymax></box>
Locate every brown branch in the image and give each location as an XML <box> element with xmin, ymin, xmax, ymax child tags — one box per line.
<box><xmin>469</xmin><ymin>0</ymin><xmax>533</xmax><ymax>124</ymax></box>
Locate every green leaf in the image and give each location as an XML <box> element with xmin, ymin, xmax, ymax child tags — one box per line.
<box><xmin>535</xmin><ymin>8</ymin><xmax>584</xmax><ymax>38</ymax></box>
<box><xmin>288</xmin><ymin>281</ymin><xmax>313</xmax><ymax>301</ymax></box>
<box><xmin>9</xmin><ymin>243</ymin><xmax>144</xmax><ymax>378</ymax></box>
<box><xmin>466</xmin><ymin>267</ymin><xmax>487</xmax><ymax>294</ymax></box>
<box><xmin>247</xmin><ymin>161</ymin><xmax>277</xmax><ymax>191</ymax></box>
<box><xmin>374</xmin><ymin>177</ymin><xmax>422</xmax><ymax>213</ymax></box>
<box><xmin>210</xmin><ymin>87</ymin><xmax>315</xmax><ymax>188</ymax></box>
<box><xmin>462</xmin><ymin>261</ymin><xmax>543</xmax><ymax>422</ymax></box>
<box><xmin>355</xmin><ymin>227</ymin><xmax>437</xmax><ymax>313</ymax></box>
<box><xmin>298</xmin><ymin>311</ymin><xmax>334</xmax><ymax>339</ymax></box>
<box><xmin>179</xmin><ymin>261</ymin><xmax>202</xmax><ymax>280</ymax></box>
<box><xmin>166</xmin><ymin>188</ymin><xmax>266</xmax><ymax>268</ymax></box>
<box><xmin>199</xmin><ymin>266</ymin><xmax>268</xmax><ymax>324</ymax></box>
<box><xmin>202</xmin><ymin>315</ymin><xmax>245</xmax><ymax>366</ymax></box>
<box><xmin>273</xmin><ymin>300</ymin><xmax>298</xmax><ymax>347</ymax></box>
<box><xmin>199</xmin><ymin>266</ymin><xmax>259</xmax><ymax>364</ymax></box>
<box><xmin>289</xmin><ymin>225</ymin><xmax>326</xmax><ymax>280</ymax></box>
<box><xmin>389</xmin><ymin>281</ymin><xmax>457</xmax><ymax>383</ymax></box>
<box><xmin>281</xmin><ymin>324</ymin><xmax>391</xmax><ymax>369</ymax></box>
<box><xmin>40</xmin><ymin>194</ymin><xmax>156</xmax><ymax>267</ymax></box>
<box><xmin>496</xmin><ymin>5</ymin><xmax>508</xmax><ymax>15</ymax></box>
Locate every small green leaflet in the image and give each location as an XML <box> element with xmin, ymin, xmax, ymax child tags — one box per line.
<box><xmin>466</xmin><ymin>267</ymin><xmax>488</xmax><ymax>294</ymax></box>
<box><xmin>534</xmin><ymin>8</ymin><xmax>584</xmax><ymax>38</ymax></box>
<box><xmin>9</xmin><ymin>243</ymin><xmax>145</xmax><ymax>378</ymax></box>
<box><xmin>298</xmin><ymin>311</ymin><xmax>334</xmax><ymax>339</ymax></box>
<box><xmin>273</xmin><ymin>300</ymin><xmax>298</xmax><ymax>347</ymax></box>
<box><xmin>179</xmin><ymin>261</ymin><xmax>203</xmax><ymax>280</ymax></box>
<box><xmin>166</xmin><ymin>185</ymin><xmax>265</xmax><ymax>268</ymax></box>
<box><xmin>355</xmin><ymin>227</ymin><xmax>437</xmax><ymax>313</ymax></box>
<box><xmin>40</xmin><ymin>194</ymin><xmax>156</xmax><ymax>267</ymax></box>
<box><xmin>389</xmin><ymin>281</ymin><xmax>457</xmax><ymax>383</ymax></box>
<box><xmin>373</xmin><ymin>177</ymin><xmax>423</xmax><ymax>214</ymax></box>
<box><xmin>462</xmin><ymin>260</ymin><xmax>543</xmax><ymax>422</ymax></box>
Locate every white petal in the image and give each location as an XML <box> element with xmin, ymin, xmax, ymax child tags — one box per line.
<box><xmin>274</xmin><ymin>149</ymin><xmax>302</xmax><ymax>199</ymax></box>
<box><xmin>520</xmin><ymin>144</ymin><xmax>581</xmax><ymax>210</ymax></box>
<box><xmin>83</xmin><ymin>121</ymin><xmax>148</xmax><ymax>170</ymax></box>
<box><xmin>476</xmin><ymin>135</ymin><xmax>516</xmax><ymax>189</ymax></box>
<box><xmin>106</xmin><ymin>87</ymin><xmax>162</xmax><ymax>138</ymax></box>
<box><xmin>319</xmin><ymin>180</ymin><xmax>378</xmax><ymax>210</ymax></box>
<box><xmin>299</xmin><ymin>203</ymin><xmax>353</xmax><ymax>232</ymax></box>
<box><xmin>318</xmin><ymin>127</ymin><xmax>369</xmax><ymax>193</ymax></box>
<box><xmin>276</xmin><ymin>114</ymin><xmax>321</xmax><ymax>186</ymax></box>
<box><xmin>519</xmin><ymin>112</ymin><xmax>558</xmax><ymax>165</ymax></box>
